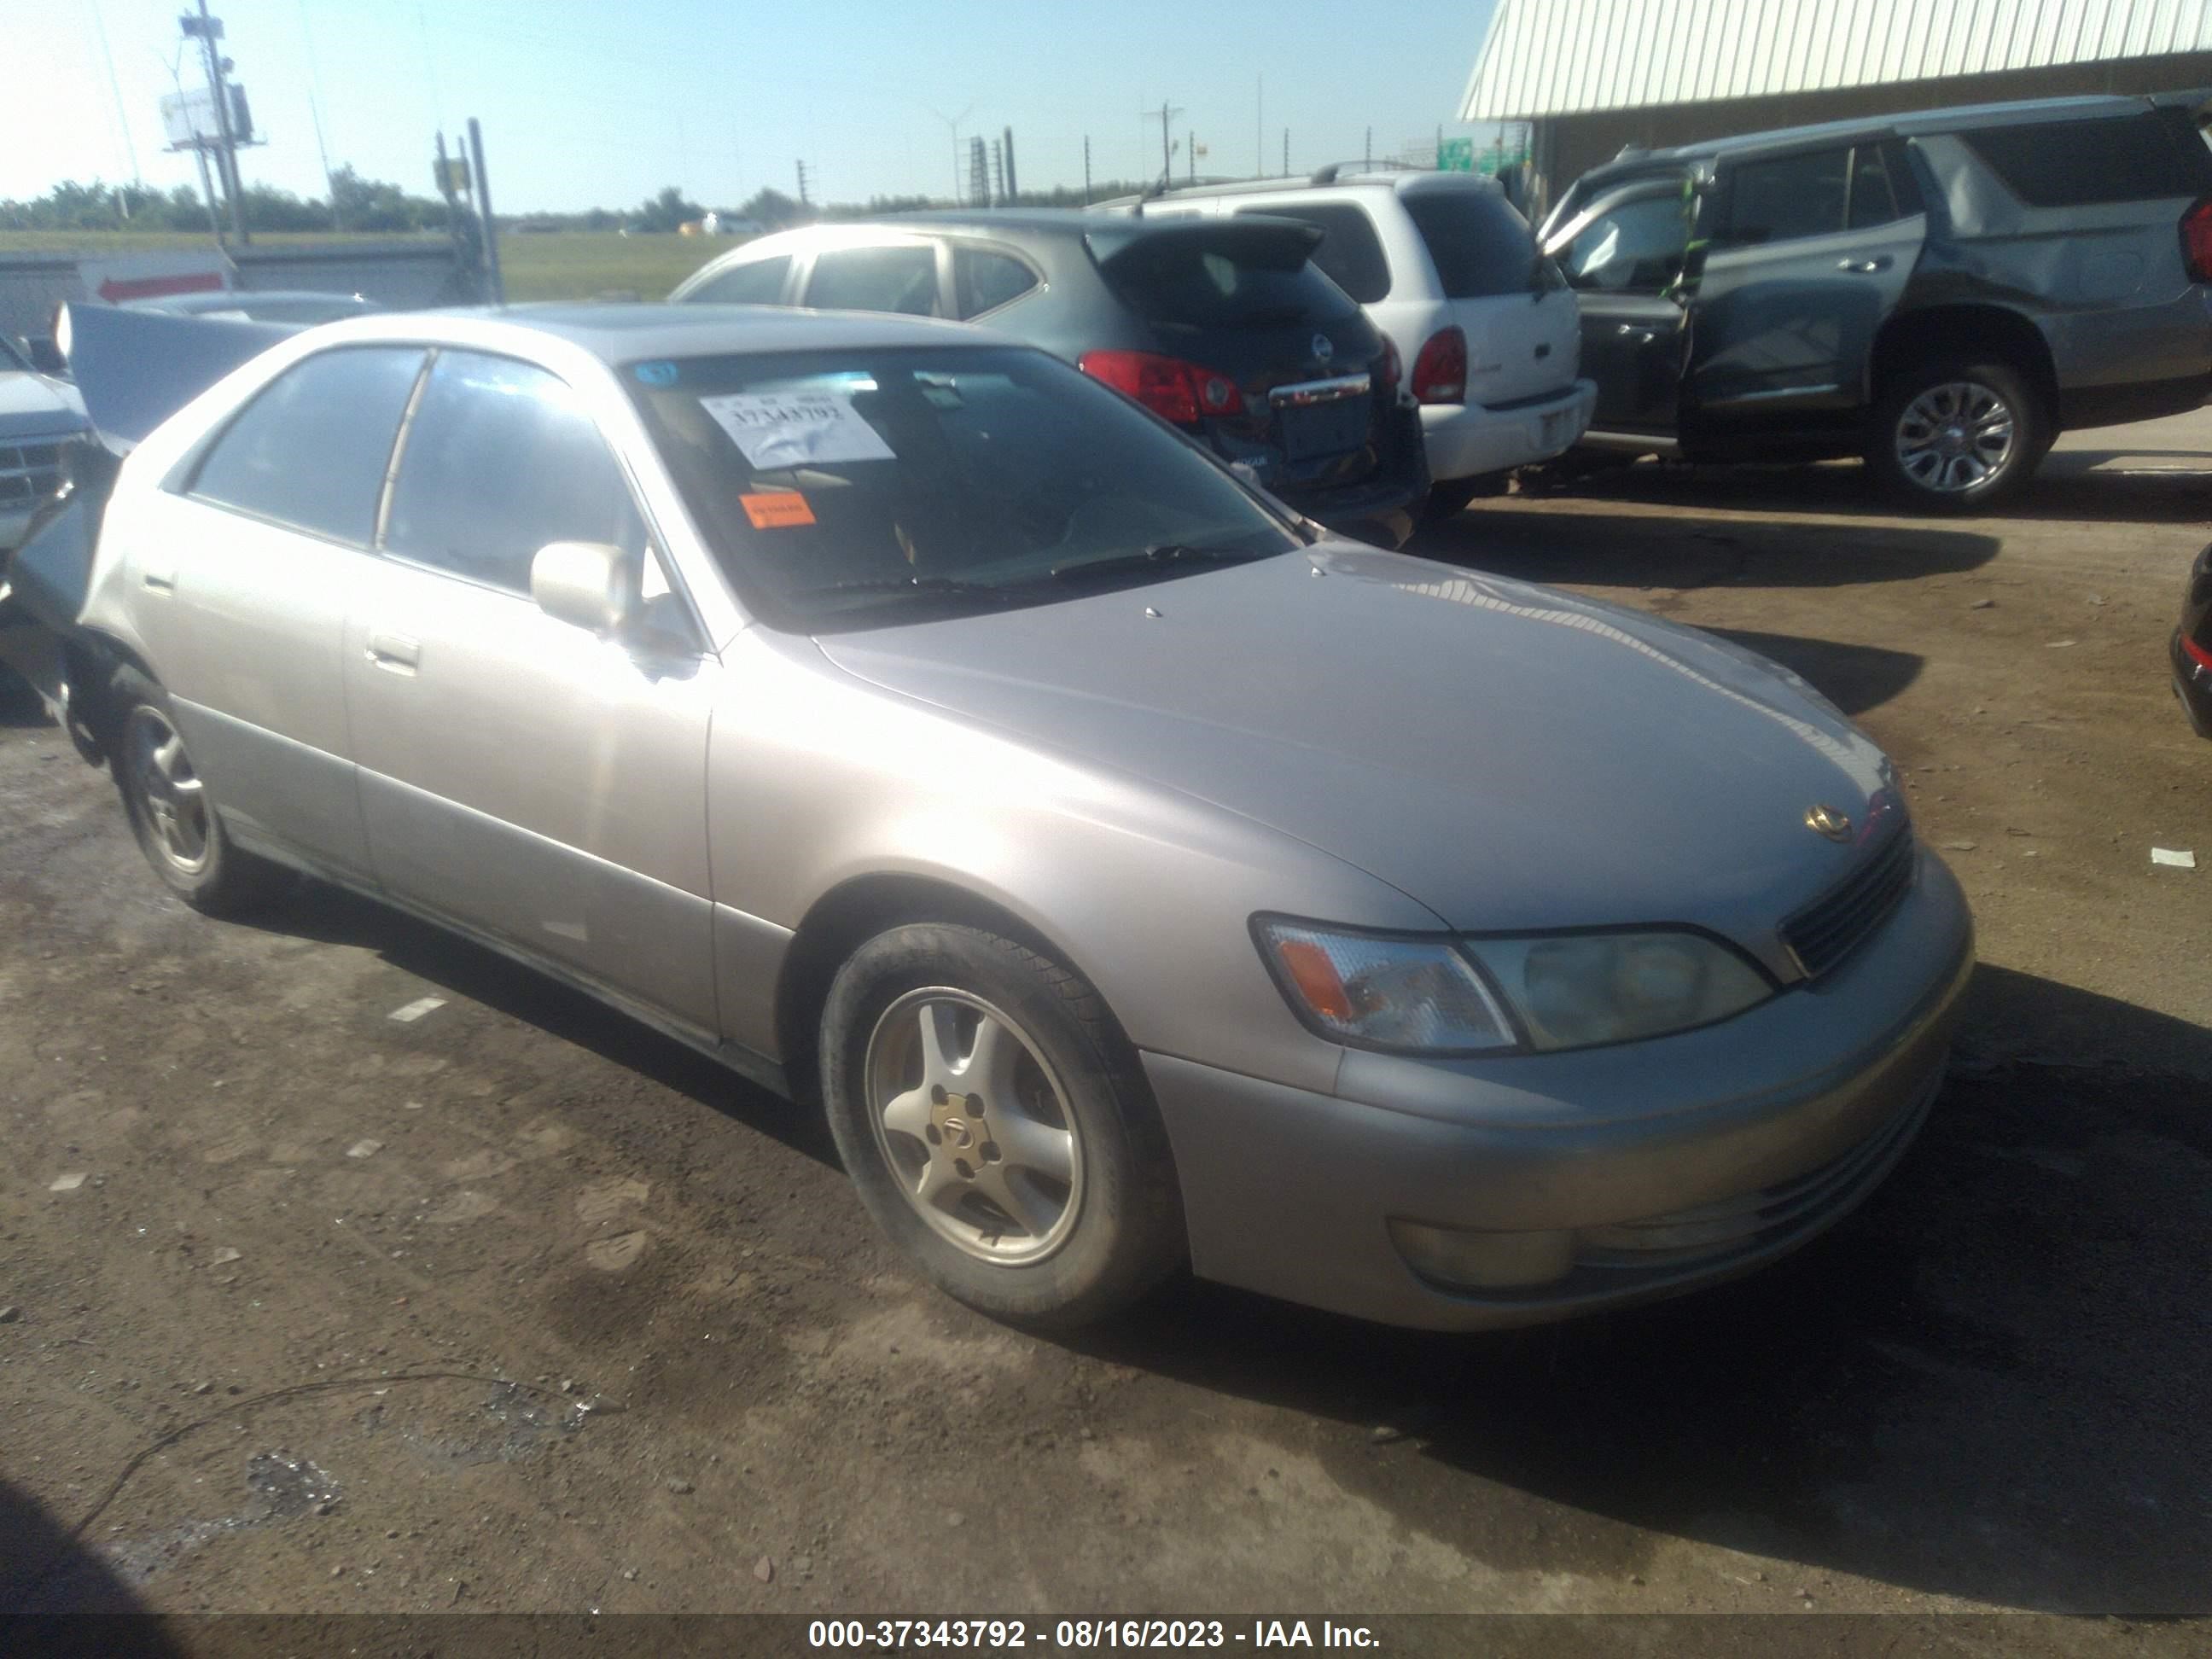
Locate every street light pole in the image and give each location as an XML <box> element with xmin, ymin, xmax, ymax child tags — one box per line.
<box><xmin>189</xmin><ymin>0</ymin><xmax>249</xmax><ymax>244</ymax></box>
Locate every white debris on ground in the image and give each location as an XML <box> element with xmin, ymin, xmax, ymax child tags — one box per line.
<box><xmin>2151</xmin><ymin>847</ymin><xmax>2197</xmax><ymax>870</ymax></box>
<box><xmin>387</xmin><ymin>997</ymin><xmax>447</xmax><ymax>1023</ymax></box>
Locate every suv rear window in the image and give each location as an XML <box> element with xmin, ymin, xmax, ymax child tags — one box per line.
<box><xmin>1962</xmin><ymin>113</ymin><xmax>2212</xmax><ymax>207</ymax></box>
<box><xmin>1097</xmin><ymin>235</ymin><xmax>1355</xmax><ymax>326</ymax></box>
<box><xmin>1236</xmin><ymin>204</ymin><xmax>1391</xmax><ymax>302</ymax></box>
<box><xmin>1403</xmin><ymin>190</ymin><xmax>1540</xmax><ymax>297</ymax></box>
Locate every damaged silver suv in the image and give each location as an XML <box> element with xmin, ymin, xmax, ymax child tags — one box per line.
<box><xmin>1538</xmin><ymin>91</ymin><xmax>2212</xmax><ymax>511</ymax></box>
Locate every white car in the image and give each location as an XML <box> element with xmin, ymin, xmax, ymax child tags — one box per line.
<box><xmin>1100</xmin><ymin>169</ymin><xmax>1598</xmax><ymax>518</ymax></box>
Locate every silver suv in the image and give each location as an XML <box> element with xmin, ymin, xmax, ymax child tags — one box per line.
<box><xmin>1101</xmin><ymin>169</ymin><xmax>1598</xmax><ymax>519</ymax></box>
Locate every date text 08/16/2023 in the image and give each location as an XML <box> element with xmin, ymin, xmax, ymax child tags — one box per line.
<box><xmin>806</xmin><ymin>1619</ymin><xmax>1382</xmax><ymax>1650</ymax></box>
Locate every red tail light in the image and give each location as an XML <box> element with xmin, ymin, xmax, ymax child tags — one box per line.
<box><xmin>2183</xmin><ymin>201</ymin><xmax>2212</xmax><ymax>283</ymax></box>
<box><xmin>1078</xmin><ymin>350</ymin><xmax>1243</xmax><ymax>424</ymax></box>
<box><xmin>2185</xmin><ymin>633</ymin><xmax>2212</xmax><ymax>672</ymax></box>
<box><xmin>1412</xmin><ymin>326</ymin><xmax>1466</xmax><ymax>405</ymax></box>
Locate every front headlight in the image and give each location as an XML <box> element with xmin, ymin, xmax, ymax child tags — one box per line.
<box><xmin>1466</xmin><ymin>932</ymin><xmax>1773</xmax><ymax>1051</ymax></box>
<box><xmin>1257</xmin><ymin>920</ymin><xmax>1773</xmax><ymax>1055</ymax></box>
<box><xmin>1254</xmin><ymin>920</ymin><xmax>1516</xmax><ymax>1054</ymax></box>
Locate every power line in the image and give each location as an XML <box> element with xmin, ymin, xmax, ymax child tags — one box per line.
<box><xmin>85</xmin><ymin>0</ymin><xmax>141</xmax><ymax>189</ymax></box>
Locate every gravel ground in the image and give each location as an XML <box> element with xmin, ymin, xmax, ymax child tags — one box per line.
<box><xmin>0</xmin><ymin>422</ymin><xmax>2206</xmax><ymax>1650</ymax></box>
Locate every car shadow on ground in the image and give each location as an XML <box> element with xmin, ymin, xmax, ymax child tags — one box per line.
<box><xmin>1067</xmin><ymin>963</ymin><xmax>2212</xmax><ymax>1616</ymax></box>
<box><xmin>238</xmin><ymin>881</ymin><xmax>839</xmax><ymax>1172</ymax></box>
<box><xmin>1410</xmin><ymin>494</ymin><xmax>2000</xmax><ymax>589</ymax></box>
<box><xmin>0</xmin><ymin>1478</ymin><xmax>189</xmax><ymax>1649</ymax></box>
<box><xmin>1510</xmin><ymin>454</ymin><xmax>2210</xmax><ymax>527</ymax></box>
<box><xmin>1702</xmin><ymin>629</ymin><xmax>1922</xmax><ymax>717</ymax></box>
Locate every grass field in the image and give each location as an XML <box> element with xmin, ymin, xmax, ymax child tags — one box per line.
<box><xmin>0</xmin><ymin>229</ymin><xmax>730</xmax><ymax>303</ymax></box>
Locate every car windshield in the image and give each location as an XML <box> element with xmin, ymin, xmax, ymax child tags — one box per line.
<box><xmin>623</xmin><ymin>344</ymin><xmax>1302</xmax><ymax>631</ymax></box>
<box><xmin>0</xmin><ymin>334</ymin><xmax>29</xmax><ymax>371</ymax></box>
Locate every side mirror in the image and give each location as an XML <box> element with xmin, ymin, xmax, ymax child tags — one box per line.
<box><xmin>21</xmin><ymin>335</ymin><xmax>68</xmax><ymax>375</ymax></box>
<box><xmin>531</xmin><ymin>541</ymin><xmax>638</xmax><ymax>634</ymax></box>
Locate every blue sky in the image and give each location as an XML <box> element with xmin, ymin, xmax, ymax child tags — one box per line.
<box><xmin>10</xmin><ymin>0</ymin><xmax>1505</xmax><ymax>212</ymax></box>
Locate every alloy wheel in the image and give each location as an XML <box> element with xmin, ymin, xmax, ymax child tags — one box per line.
<box><xmin>864</xmin><ymin>987</ymin><xmax>1084</xmax><ymax>1266</ymax></box>
<box><xmin>1894</xmin><ymin>381</ymin><xmax>2016</xmax><ymax>494</ymax></box>
<box><xmin>126</xmin><ymin>707</ymin><xmax>211</xmax><ymax>874</ymax></box>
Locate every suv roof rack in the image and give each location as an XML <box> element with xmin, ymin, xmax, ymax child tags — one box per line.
<box><xmin>1102</xmin><ymin>160</ymin><xmax>1447</xmax><ymax>210</ymax></box>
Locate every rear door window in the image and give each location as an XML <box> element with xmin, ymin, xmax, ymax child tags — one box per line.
<box><xmin>1236</xmin><ymin>203</ymin><xmax>1392</xmax><ymax>302</ymax></box>
<box><xmin>803</xmin><ymin>244</ymin><xmax>941</xmax><ymax>315</ymax></box>
<box><xmin>1402</xmin><ymin>190</ymin><xmax>1540</xmax><ymax>297</ymax></box>
<box><xmin>1723</xmin><ymin>147</ymin><xmax>1852</xmax><ymax>244</ymax></box>
<box><xmin>382</xmin><ymin>351</ymin><xmax>645</xmax><ymax>594</ymax></box>
<box><xmin>952</xmin><ymin>245</ymin><xmax>1040</xmax><ymax>317</ymax></box>
<box><xmin>687</xmin><ymin>255</ymin><xmax>791</xmax><ymax>305</ymax></box>
<box><xmin>189</xmin><ymin>345</ymin><xmax>426</xmax><ymax>544</ymax></box>
<box><xmin>1962</xmin><ymin>113</ymin><xmax>2212</xmax><ymax>207</ymax></box>
<box><xmin>1847</xmin><ymin>145</ymin><xmax>1906</xmax><ymax>228</ymax></box>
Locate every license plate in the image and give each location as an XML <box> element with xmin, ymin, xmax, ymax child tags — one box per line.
<box><xmin>1279</xmin><ymin>396</ymin><xmax>1370</xmax><ymax>463</ymax></box>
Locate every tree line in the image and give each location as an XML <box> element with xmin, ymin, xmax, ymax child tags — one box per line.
<box><xmin>2</xmin><ymin>174</ymin><xmax>1163</xmax><ymax>237</ymax></box>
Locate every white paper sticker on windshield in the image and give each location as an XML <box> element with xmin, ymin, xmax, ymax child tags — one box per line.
<box><xmin>697</xmin><ymin>390</ymin><xmax>896</xmax><ymax>469</ymax></box>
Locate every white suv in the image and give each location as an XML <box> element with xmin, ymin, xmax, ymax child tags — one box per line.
<box><xmin>1100</xmin><ymin>169</ymin><xmax>1596</xmax><ymax>517</ymax></box>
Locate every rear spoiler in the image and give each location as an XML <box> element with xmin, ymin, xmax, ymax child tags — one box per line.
<box><xmin>60</xmin><ymin>301</ymin><xmax>292</xmax><ymax>454</ymax></box>
<box><xmin>1084</xmin><ymin>216</ymin><xmax>1324</xmax><ymax>278</ymax></box>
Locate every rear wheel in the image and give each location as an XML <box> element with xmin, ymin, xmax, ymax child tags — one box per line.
<box><xmin>110</xmin><ymin>667</ymin><xmax>290</xmax><ymax>916</ymax></box>
<box><xmin>1866</xmin><ymin>360</ymin><xmax>2046</xmax><ymax>513</ymax></box>
<box><xmin>819</xmin><ymin>923</ymin><xmax>1184</xmax><ymax>1329</ymax></box>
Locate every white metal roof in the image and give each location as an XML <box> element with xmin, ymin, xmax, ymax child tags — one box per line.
<box><xmin>1460</xmin><ymin>0</ymin><xmax>2212</xmax><ymax>122</ymax></box>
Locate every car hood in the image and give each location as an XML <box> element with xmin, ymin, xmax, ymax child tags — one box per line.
<box><xmin>812</xmin><ymin>547</ymin><xmax>1898</xmax><ymax>958</ymax></box>
<box><xmin>0</xmin><ymin>370</ymin><xmax>86</xmax><ymax>441</ymax></box>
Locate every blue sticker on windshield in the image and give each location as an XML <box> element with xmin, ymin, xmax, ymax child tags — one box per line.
<box><xmin>634</xmin><ymin>360</ymin><xmax>678</xmax><ymax>387</ymax></box>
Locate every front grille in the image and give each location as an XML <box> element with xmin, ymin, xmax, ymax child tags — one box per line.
<box><xmin>0</xmin><ymin>442</ymin><xmax>66</xmax><ymax>509</ymax></box>
<box><xmin>1577</xmin><ymin>1082</ymin><xmax>1935</xmax><ymax>1270</ymax></box>
<box><xmin>1781</xmin><ymin>824</ymin><xmax>1917</xmax><ymax>978</ymax></box>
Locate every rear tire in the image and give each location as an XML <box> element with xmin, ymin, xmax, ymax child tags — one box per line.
<box><xmin>109</xmin><ymin>667</ymin><xmax>290</xmax><ymax>917</ymax></box>
<box><xmin>1866</xmin><ymin>359</ymin><xmax>2046</xmax><ymax>514</ymax></box>
<box><xmin>819</xmin><ymin>923</ymin><xmax>1185</xmax><ymax>1330</ymax></box>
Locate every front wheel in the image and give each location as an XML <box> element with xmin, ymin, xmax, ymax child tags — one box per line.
<box><xmin>818</xmin><ymin>923</ymin><xmax>1184</xmax><ymax>1329</ymax></box>
<box><xmin>110</xmin><ymin>667</ymin><xmax>290</xmax><ymax>916</ymax></box>
<box><xmin>1866</xmin><ymin>360</ymin><xmax>2047</xmax><ymax>513</ymax></box>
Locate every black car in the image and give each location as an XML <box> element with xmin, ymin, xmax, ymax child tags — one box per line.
<box><xmin>671</xmin><ymin>212</ymin><xmax>1429</xmax><ymax>547</ymax></box>
<box><xmin>1534</xmin><ymin>91</ymin><xmax>2212</xmax><ymax>513</ymax></box>
<box><xmin>2175</xmin><ymin>543</ymin><xmax>2212</xmax><ymax>739</ymax></box>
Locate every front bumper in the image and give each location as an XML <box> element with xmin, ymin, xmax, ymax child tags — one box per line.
<box><xmin>1144</xmin><ymin>849</ymin><xmax>1974</xmax><ymax>1330</ymax></box>
<box><xmin>1421</xmin><ymin>378</ymin><xmax>1597</xmax><ymax>481</ymax></box>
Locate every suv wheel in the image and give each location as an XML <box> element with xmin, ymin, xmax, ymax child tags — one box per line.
<box><xmin>1867</xmin><ymin>360</ymin><xmax>2046</xmax><ymax>513</ymax></box>
<box><xmin>110</xmin><ymin>667</ymin><xmax>291</xmax><ymax>916</ymax></box>
<box><xmin>818</xmin><ymin>923</ymin><xmax>1184</xmax><ymax>1329</ymax></box>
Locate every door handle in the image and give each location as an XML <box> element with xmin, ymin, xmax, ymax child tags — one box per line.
<box><xmin>1837</xmin><ymin>256</ymin><xmax>1893</xmax><ymax>274</ymax></box>
<box><xmin>1616</xmin><ymin>324</ymin><xmax>1659</xmax><ymax>342</ymax></box>
<box><xmin>141</xmin><ymin>556</ymin><xmax>177</xmax><ymax>592</ymax></box>
<box><xmin>365</xmin><ymin>631</ymin><xmax>420</xmax><ymax>672</ymax></box>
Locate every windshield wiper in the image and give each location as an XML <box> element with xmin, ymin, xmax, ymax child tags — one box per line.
<box><xmin>1045</xmin><ymin>543</ymin><xmax>1266</xmax><ymax>583</ymax></box>
<box><xmin>793</xmin><ymin>574</ymin><xmax>1016</xmax><ymax>607</ymax></box>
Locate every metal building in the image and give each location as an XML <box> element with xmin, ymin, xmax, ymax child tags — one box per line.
<box><xmin>1462</xmin><ymin>0</ymin><xmax>2212</xmax><ymax>210</ymax></box>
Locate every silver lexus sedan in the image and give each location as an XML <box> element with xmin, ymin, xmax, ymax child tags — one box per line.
<box><xmin>50</xmin><ymin>304</ymin><xmax>1971</xmax><ymax>1331</ymax></box>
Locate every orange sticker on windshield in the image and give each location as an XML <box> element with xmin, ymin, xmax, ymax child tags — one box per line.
<box><xmin>741</xmin><ymin>491</ymin><xmax>816</xmax><ymax>528</ymax></box>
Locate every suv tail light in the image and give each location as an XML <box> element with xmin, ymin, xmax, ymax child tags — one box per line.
<box><xmin>1078</xmin><ymin>351</ymin><xmax>1243</xmax><ymax>425</ymax></box>
<box><xmin>1377</xmin><ymin>335</ymin><xmax>1402</xmax><ymax>394</ymax></box>
<box><xmin>1412</xmin><ymin>327</ymin><xmax>1466</xmax><ymax>405</ymax></box>
<box><xmin>2182</xmin><ymin>201</ymin><xmax>2212</xmax><ymax>283</ymax></box>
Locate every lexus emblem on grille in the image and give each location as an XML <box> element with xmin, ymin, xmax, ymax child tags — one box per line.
<box><xmin>1805</xmin><ymin>804</ymin><xmax>1853</xmax><ymax>842</ymax></box>
<box><xmin>1311</xmin><ymin>333</ymin><xmax>1334</xmax><ymax>362</ymax></box>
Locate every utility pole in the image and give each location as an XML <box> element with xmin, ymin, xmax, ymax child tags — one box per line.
<box><xmin>1083</xmin><ymin>135</ymin><xmax>1091</xmax><ymax>205</ymax></box>
<box><xmin>468</xmin><ymin>117</ymin><xmax>503</xmax><ymax>306</ymax></box>
<box><xmin>1141</xmin><ymin>100</ymin><xmax>1184</xmax><ymax>186</ymax></box>
<box><xmin>1002</xmin><ymin>125</ymin><xmax>1017</xmax><ymax>200</ymax></box>
<box><xmin>795</xmin><ymin>160</ymin><xmax>810</xmax><ymax>207</ymax></box>
<box><xmin>991</xmin><ymin>138</ymin><xmax>1004</xmax><ymax>206</ymax></box>
<box><xmin>1256</xmin><ymin>74</ymin><xmax>1262</xmax><ymax>178</ymax></box>
<box><xmin>187</xmin><ymin>0</ymin><xmax>249</xmax><ymax>243</ymax></box>
<box><xmin>1364</xmin><ymin>125</ymin><xmax>1372</xmax><ymax>168</ymax></box>
<box><xmin>925</xmin><ymin>103</ymin><xmax>974</xmax><ymax>207</ymax></box>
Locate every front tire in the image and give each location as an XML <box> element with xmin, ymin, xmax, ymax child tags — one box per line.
<box><xmin>110</xmin><ymin>667</ymin><xmax>290</xmax><ymax>917</ymax></box>
<box><xmin>819</xmin><ymin>923</ymin><xmax>1184</xmax><ymax>1329</ymax></box>
<box><xmin>1866</xmin><ymin>360</ymin><xmax>2046</xmax><ymax>513</ymax></box>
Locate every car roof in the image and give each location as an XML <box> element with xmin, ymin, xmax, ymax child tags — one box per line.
<box><xmin>320</xmin><ymin>301</ymin><xmax>1002</xmax><ymax>362</ymax></box>
<box><xmin>1095</xmin><ymin>168</ymin><xmax>1509</xmax><ymax>208</ymax></box>
<box><xmin>1573</xmin><ymin>91</ymin><xmax>2189</xmax><ymax>189</ymax></box>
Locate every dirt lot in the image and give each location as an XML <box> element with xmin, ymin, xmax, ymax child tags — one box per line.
<box><xmin>1</xmin><ymin>417</ymin><xmax>2208</xmax><ymax>1646</ymax></box>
